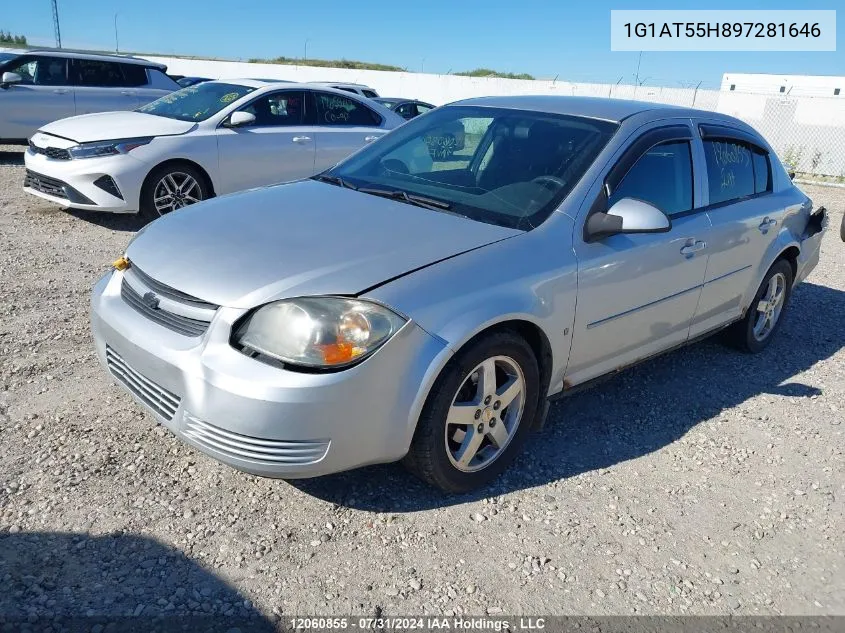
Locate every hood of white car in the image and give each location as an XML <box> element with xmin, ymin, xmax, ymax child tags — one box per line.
<box><xmin>36</xmin><ymin>111</ymin><xmax>195</xmax><ymax>144</ymax></box>
<box><xmin>126</xmin><ymin>180</ymin><xmax>521</xmax><ymax>308</ymax></box>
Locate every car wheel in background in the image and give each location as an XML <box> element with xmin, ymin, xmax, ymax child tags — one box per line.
<box><xmin>139</xmin><ymin>163</ymin><xmax>210</xmax><ymax>222</ymax></box>
<box><xmin>403</xmin><ymin>331</ymin><xmax>539</xmax><ymax>493</ymax></box>
<box><xmin>726</xmin><ymin>258</ymin><xmax>793</xmax><ymax>353</ymax></box>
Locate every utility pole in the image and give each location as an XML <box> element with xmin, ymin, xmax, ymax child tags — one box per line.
<box><xmin>51</xmin><ymin>0</ymin><xmax>62</xmax><ymax>48</ymax></box>
<box><xmin>114</xmin><ymin>13</ymin><xmax>120</xmax><ymax>52</ymax></box>
<box><xmin>634</xmin><ymin>51</ymin><xmax>642</xmax><ymax>85</ymax></box>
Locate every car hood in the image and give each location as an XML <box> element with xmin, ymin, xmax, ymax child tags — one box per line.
<box><xmin>126</xmin><ymin>180</ymin><xmax>521</xmax><ymax>308</ymax></box>
<box><xmin>37</xmin><ymin>111</ymin><xmax>195</xmax><ymax>144</ymax></box>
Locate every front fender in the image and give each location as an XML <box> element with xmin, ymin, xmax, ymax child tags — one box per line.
<box><xmin>365</xmin><ymin>225</ymin><xmax>578</xmax><ymax>400</ymax></box>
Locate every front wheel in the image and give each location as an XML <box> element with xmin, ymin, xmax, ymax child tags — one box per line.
<box><xmin>403</xmin><ymin>331</ymin><xmax>540</xmax><ymax>493</ymax></box>
<box><xmin>139</xmin><ymin>164</ymin><xmax>210</xmax><ymax>222</ymax></box>
<box><xmin>726</xmin><ymin>259</ymin><xmax>793</xmax><ymax>353</ymax></box>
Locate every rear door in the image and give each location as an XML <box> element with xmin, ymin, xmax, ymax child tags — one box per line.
<box><xmin>566</xmin><ymin>123</ymin><xmax>712</xmax><ymax>386</ymax></box>
<box><xmin>311</xmin><ymin>91</ymin><xmax>388</xmax><ymax>171</ymax></box>
<box><xmin>215</xmin><ymin>89</ymin><xmax>316</xmax><ymax>193</ymax></box>
<box><xmin>0</xmin><ymin>55</ymin><xmax>74</xmax><ymax>140</ymax></box>
<box><xmin>688</xmin><ymin>122</ymin><xmax>785</xmax><ymax>337</ymax></box>
<box><xmin>71</xmin><ymin>59</ymin><xmax>140</xmax><ymax>114</ymax></box>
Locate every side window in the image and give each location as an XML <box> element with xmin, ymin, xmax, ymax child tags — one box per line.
<box><xmin>609</xmin><ymin>140</ymin><xmax>694</xmax><ymax>216</ymax></box>
<box><xmin>73</xmin><ymin>60</ymin><xmax>125</xmax><ymax>87</ymax></box>
<box><xmin>416</xmin><ymin>103</ymin><xmax>433</xmax><ymax>115</ymax></box>
<box><xmin>703</xmin><ymin>139</ymin><xmax>755</xmax><ymax>205</ymax></box>
<box><xmin>395</xmin><ymin>103</ymin><xmax>416</xmax><ymax>120</ymax></box>
<box><xmin>241</xmin><ymin>91</ymin><xmax>304</xmax><ymax>126</ymax></box>
<box><xmin>362</xmin><ymin>89</ymin><xmax>378</xmax><ymax>99</ymax></box>
<box><xmin>7</xmin><ymin>56</ymin><xmax>68</xmax><ymax>86</ymax></box>
<box><xmin>752</xmin><ymin>150</ymin><xmax>771</xmax><ymax>194</ymax></box>
<box><xmin>315</xmin><ymin>92</ymin><xmax>380</xmax><ymax>126</ymax></box>
<box><xmin>120</xmin><ymin>64</ymin><xmax>148</xmax><ymax>87</ymax></box>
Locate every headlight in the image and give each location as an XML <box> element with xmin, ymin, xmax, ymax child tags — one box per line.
<box><xmin>68</xmin><ymin>137</ymin><xmax>153</xmax><ymax>159</ymax></box>
<box><xmin>235</xmin><ymin>297</ymin><xmax>407</xmax><ymax>369</ymax></box>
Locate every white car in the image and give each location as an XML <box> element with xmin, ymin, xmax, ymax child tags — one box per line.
<box><xmin>0</xmin><ymin>49</ymin><xmax>178</xmax><ymax>141</ymax></box>
<box><xmin>309</xmin><ymin>82</ymin><xmax>379</xmax><ymax>98</ymax></box>
<box><xmin>23</xmin><ymin>79</ymin><xmax>404</xmax><ymax>219</ymax></box>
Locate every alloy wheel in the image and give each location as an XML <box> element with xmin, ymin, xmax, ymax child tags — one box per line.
<box><xmin>445</xmin><ymin>355</ymin><xmax>526</xmax><ymax>473</ymax></box>
<box><xmin>153</xmin><ymin>172</ymin><xmax>202</xmax><ymax>215</ymax></box>
<box><xmin>753</xmin><ymin>272</ymin><xmax>786</xmax><ymax>341</ymax></box>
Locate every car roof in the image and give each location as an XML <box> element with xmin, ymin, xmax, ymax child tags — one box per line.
<box><xmin>309</xmin><ymin>81</ymin><xmax>374</xmax><ymax>89</ymax></box>
<box><xmin>450</xmin><ymin>95</ymin><xmax>723</xmax><ymax>123</ymax></box>
<box><xmin>19</xmin><ymin>48</ymin><xmax>166</xmax><ymax>69</ymax></box>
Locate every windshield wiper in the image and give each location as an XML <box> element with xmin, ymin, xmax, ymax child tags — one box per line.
<box><xmin>311</xmin><ymin>174</ymin><xmax>358</xmax><ymax>190</ymax></box>
<box><xmin>357</xmin><ymin>187</ymin><xmax>452</xmax><ymax>211</ymax></box>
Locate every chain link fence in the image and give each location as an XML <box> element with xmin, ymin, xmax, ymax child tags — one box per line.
<box><xmin>568</xmin><ymin>83</ymin><xmax>845</xmax><ymax>180</ymax></box>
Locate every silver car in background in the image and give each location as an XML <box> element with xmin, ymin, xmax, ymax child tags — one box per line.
<box><xmin>90</xmin><ymin>96</ymin><xmax>826</xmax><ymax>492</ymax></box>
<box><xmin>0</xmin><ymin>49</ymin><xmax>179</xmax><ymax>142</ymax></box>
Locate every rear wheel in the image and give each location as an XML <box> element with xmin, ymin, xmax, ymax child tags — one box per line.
<box><xmin>139</xmin><ymin>164</ymin><xmax>210</xmax><ymax>222</ymax></box>
<box><xmin>403</xmin><ymin>331</ymin><xmax>539</xmax><ymax>493</ymax></box>
<box><xmin>726</xmin><ymin>259</ymin><xmax>793</xmax><ymax>353</ymax></box>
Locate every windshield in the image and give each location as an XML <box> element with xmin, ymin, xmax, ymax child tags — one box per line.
<box><xmin>0</xmin><ymin>52</ymin><xmax>19</xmax><ymax>65</ymax></box>
<box><xmin>137</xmin><ymin>82</ymin><xmax>254</xmax><ymax>122</ymax></box>
<box><xmin>326</xmin><ymin>105</ymin><xmax>618</xmax><ymax>230</ymax></box>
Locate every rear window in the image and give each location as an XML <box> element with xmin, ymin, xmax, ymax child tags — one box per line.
<box><xmin>121</xmin><ymin>63</ymin><xmax>148</xmax><ymax>87</ymax></box>
<box><xmin>703</xmin><ymin>140</ymin><xmax>755</xmax><ymax>205</ymax></box>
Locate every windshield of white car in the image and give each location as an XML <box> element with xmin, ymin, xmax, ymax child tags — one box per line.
<box><xmin>137</xmin><ymin>82</ymin><xmax>254</xmax><ymax>122</ymax></box>
<box><xmin>326</xmin><ymin>106</ymin><xmax>618</xmax><ymax>230</ymax></box>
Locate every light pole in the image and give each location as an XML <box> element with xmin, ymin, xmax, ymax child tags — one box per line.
<box><xmin>421</xmin><ymin>57</ymin><xmax>426</xmax><ymax>73</ymax></box>
<box><xmin>114</xmin><ymin>12</ymin><xmax>120</xmax><ymax>52</ymax></box>
<box><xmin>304</xmin><ymin>39</ymin><xmax>310</xmax><ymax>61</ymax></box>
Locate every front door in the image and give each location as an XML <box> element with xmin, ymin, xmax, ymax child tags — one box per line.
<box><xmin>0</xmin><ymin>55</ymin><xmax>74</xmax><ymax>140</ymax></box>
<box><xmin>566</xmin><ymin>129</ymin><xmax>711</xmax><ymax>386</ymax></box>
<box><xmin>215</xmin><ymin>90</ymin><xmax>316</xmax><ymax>194</ymax></box>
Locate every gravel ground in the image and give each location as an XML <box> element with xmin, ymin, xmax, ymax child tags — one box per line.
<box><xmin>1</xmin><ymin>144</ymin><xmax>843</xmax><ymax>623</ymax></box>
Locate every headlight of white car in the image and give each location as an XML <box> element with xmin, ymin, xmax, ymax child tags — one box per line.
<box><xmin>69</xmin><ymin>137</ymin><xmax>153</xmax><ymax>159</ymax></box>
<box><xmin>235</xmin><ymin>297</ymin><xmax>407</xmax><ymax>368</ymax></box>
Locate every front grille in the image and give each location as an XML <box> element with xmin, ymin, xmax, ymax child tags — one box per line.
<box><xmin>106</xmin><ymin>346</ymin><xmax>181</xmax><ymax>421</ymax></box>
<box><xmin>121</xmin><ymin>280</ymin><xmax>211</xmax><ymax>337</ymax></box>
<box><xmin>183</xmin><ymin>415</ymin><xmax>330</xmax><ymax>466</ymax></box>
<box><xmin>128</xmin><ymin>265</ymin><xmax>218</xmax><ymax>311</ymax></box>
<box><xmin>24</xmin><ymin>169</ymin><xmax>68</xmax><ymax>199</ymax></box>
<box><xmin>29</xmin><ymin>141</ymin><xmax>71</xmax><ymax>160</ymax></box>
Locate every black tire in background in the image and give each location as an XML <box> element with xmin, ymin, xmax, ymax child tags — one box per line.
<box><xmin>139</xmin><ymin>163</ymin><xmax>211</xmax><ymax>223</ymax></box>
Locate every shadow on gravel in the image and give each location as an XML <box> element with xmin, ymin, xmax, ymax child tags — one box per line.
<box><xmin>292</xmin><ymin>281</ymin><xmax>844</xmax><ymax>511</ymax></box>
<box><xmin>0</xmin><ymin>150</ymin><xmax>24</xmax><ymax>166</ymax></box>
<box><xmin>66</xmin><ymin>208</ymin><xmax>147</xmax><ymax>232</ymax></box>
<box><xmin>0</xmin><ymin>531</ymin><xmax>276</xmax><ymax>632</ymax></box>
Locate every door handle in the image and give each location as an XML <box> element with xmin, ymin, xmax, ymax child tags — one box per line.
<box><xmin>53</xmin><ymin>89</ymin><xmax>69</xmax><ymax>94</ymax></box>
<box><xmin>364</xmin><ymin>135</ymin><xmax>379</xmax><ymax>142</ymax></box>
<box><xmin>292</xmin><ymin>136</ymin><xmax>311</xmax><ymax>143</ymax></box>
<box><xmin>120</xmin><ymin>90</ymin><xmax>135</xmax><ymax>96</ymax></box>
<box><xmin>758</xmin><ymin>217</ymin><xmax>777</xmax><ymax>232</ymax></box>
<box><xmin>680</xmin><ymin>241</ymin><xmax>706</xmax><ymax>257</ymax></box>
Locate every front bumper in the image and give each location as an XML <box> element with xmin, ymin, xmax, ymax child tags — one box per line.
<box><xmin>90</xmin><ymin>271</ymin><xmax>451</xmax><ymax>478</ymax></box>
<box><xmin>23</xmin><ymin>149</ymin><xmax>149</xmax><ymax>213</ymax></box>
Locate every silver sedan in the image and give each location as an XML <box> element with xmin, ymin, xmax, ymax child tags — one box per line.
<box><xmin>90</xmin><ymin>95</ymin><xmax>826</xmax><ymax>492</ymax></box>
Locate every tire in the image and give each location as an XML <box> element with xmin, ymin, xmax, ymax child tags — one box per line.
<box><xmin>139</xmin><ymin>163</ymin><xmax>210</xmax><ymax>222</ymax></box>
<box><xmin>403</xmin><ymin>331</ymin><xmax>540</xmax><ymax>493</ymax></box>
<box><xmin>725</xmin><ymin>259</ymin><xmax>793</xmax><ymax>353</ymax></box>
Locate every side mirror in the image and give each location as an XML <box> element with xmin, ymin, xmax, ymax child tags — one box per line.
<box><xmin>226</xmin><ymin>111</ymin><xmax>256</xmax><ymax>128</ymax></box>
<box><xmin>1</xmin><ymin>72</ymin><xmax>22</xmax><ymax>88</ymax></box>
<box><xmin>585</xmin><ymin>197</ymin><xmax>671</xmax><ymax>241</ymax></box>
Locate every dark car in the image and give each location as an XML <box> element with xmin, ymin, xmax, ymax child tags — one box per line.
<box><xmin>176</xmin><ymin>76</ymin><xmax>212</xmax><ymax>88</ymax></box>
<box><xmin>373</xmin><ymin>98</ymin><xmax>434</xmax><ymax>120</ymax></box>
